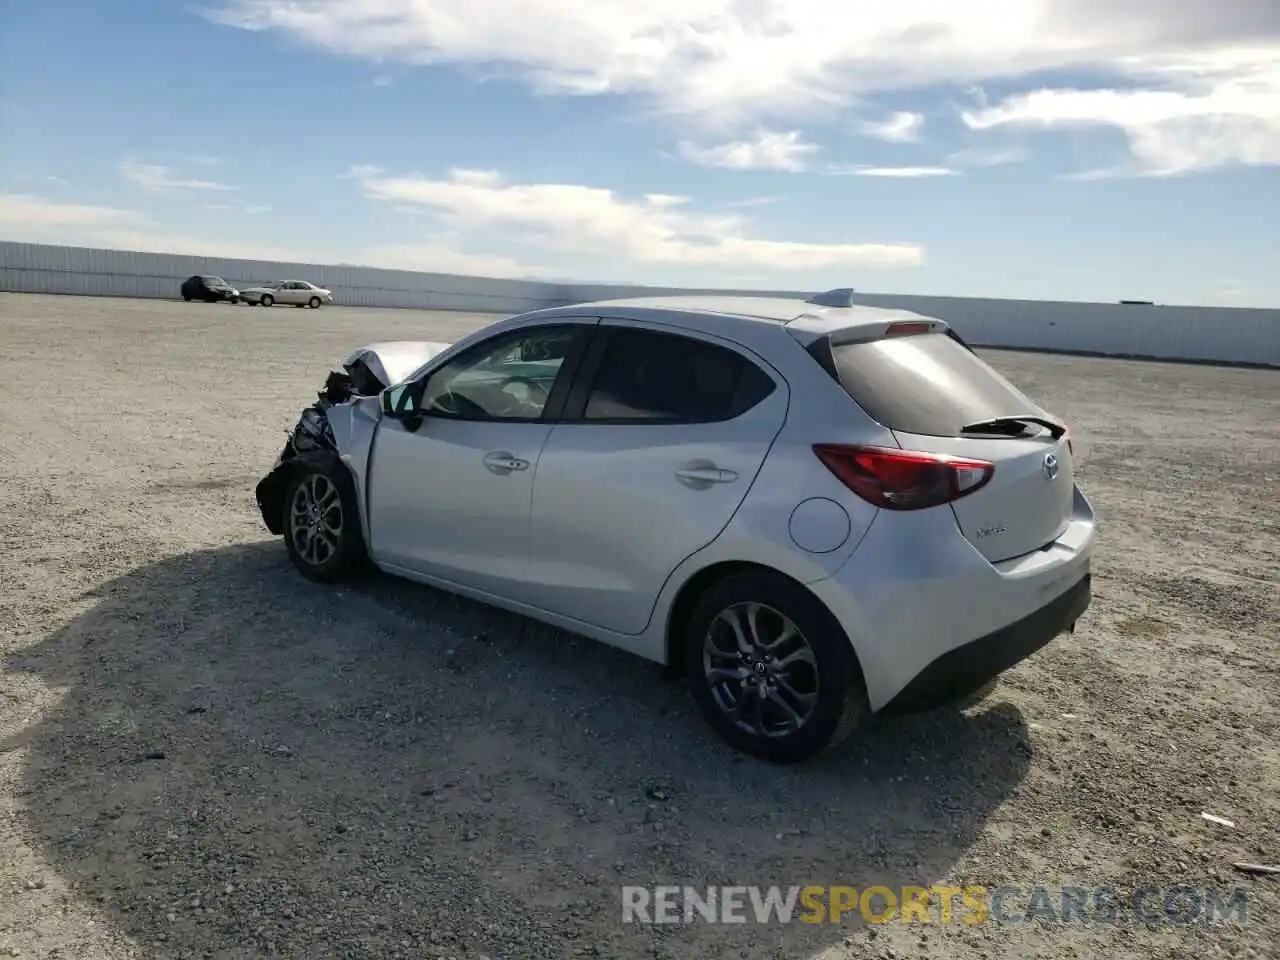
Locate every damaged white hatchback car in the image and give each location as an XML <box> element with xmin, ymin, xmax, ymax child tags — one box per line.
<box><xmin>255</xmin><ymin>290</ymin><xmax>1096</xmax><ymax>763</ymax></box>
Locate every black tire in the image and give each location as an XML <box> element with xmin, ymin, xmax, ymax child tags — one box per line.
<box><xmin>261</xmin><ymin>294</ymin><xmax>274</xmax><ymax>307</ymax></box>
<box><xmin>183</xmin><ymin>295</ymin><xmax>192</xmax><ymax>302</ymax></box>
<box><xmin>308</xmin><ymin>296</ymin><xmax>321</xmax><ymax>309</ymax></box>
<box><xmin>684</xmin><ymin>572</ymin><xmax>867</xmax><ymax>763</ymax></box>
<box><xmin>281</xmin><ymin>462</ymin><xmax>367</xmax><ymax>583</ymax></box>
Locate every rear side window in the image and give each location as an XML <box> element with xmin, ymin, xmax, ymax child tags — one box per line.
<box><xmin>824</xmin><ymin>333</ymin><xmax>1032</xmax><ymax>437</ymax></box>
<box><xmin>583</xmin><ymin>328</ymin><xmax>775</xmax><ymax>422</ymax></box>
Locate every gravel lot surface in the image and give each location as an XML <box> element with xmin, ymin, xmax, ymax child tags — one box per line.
<box><xmin>1</xmin><ymin>293</ymin><xmax>1278</xmax><ymax>960</ymax></box>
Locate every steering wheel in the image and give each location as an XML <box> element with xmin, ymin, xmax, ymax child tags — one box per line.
<box><xmin>504</xmin><ymin>377</ymin><xmax>552</xmax><ymax>402</ymax></box>
<box><xmin>431</xmin><ymin>389</ymin><xmax>491</xmax><ymax>419</ymax></box>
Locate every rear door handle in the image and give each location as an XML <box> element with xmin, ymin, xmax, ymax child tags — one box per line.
<box><xmin>676</xmin><ymin>467</ymin><xmax>738</xmax><ymax>485</ymax></box>
<box><xmin>483</xmin><ymin>452</ymin><xmax>529</xmax><ymax>473</ymax></box>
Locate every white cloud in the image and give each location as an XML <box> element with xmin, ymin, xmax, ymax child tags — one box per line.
<box><xmin>0</xmin><ymin>194</ymin><xmax>146</xmax><ymax>235</ymax></box>
<box><xmin>352</xmin><ymin>167</ymin><xmax>923</xmax><ymax>268</ymax></box>
<box><xmin>677</xmin><ymin>130</ymin><xmax>820</xmax><ymax>171</ymax></box>
<box><xmin>825</xmin><ymin>164</ymin><xmax>958</xmax><ymax>178</ymax></box>
<box><xmin>120</xmin><ymin>157</ymin><xmax>237</xmax><ymax>192</ymax></box>
<box><xmin>359</xmin><ymin>241</ymin><xmax>541</xmax><ymax>276</ymax></box>
<box><xmin>962</xmin><ymin>49</ymin><xmax>1280</xmax><ymax>174</ymax></box>
<box><xmin>948</xmin><ymin>145</ymin><xmax>1029</xmax><ymax>167</ymax></box>
<box><xmin>204</xmin><ymin>1</ymin><xmax>1280</xmax><ymax>171</ymax></box>
<box><xmin>207</xmin><ymin>202</ymin><xmax>273</xmax><ymax>214</ymax></box>
<box><xmin>725</xmin><ymin>195</ymin><xmax>782</xmax><ymax>208</ymax></box>
<box><xmin>0</xmin><ymin>193</ymin><xmax>546</xmax><ymax>277</ymax></box>
<box><xmin>856</xmin><ymin>111</ymin><xmax>924</xmax><ymax>142</ymax></box>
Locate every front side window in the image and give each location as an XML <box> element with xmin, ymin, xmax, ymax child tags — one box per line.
<box><xmin>582</xmin><ymin>327</ymin><xmax>775</xmax><ymax>423</ymax></box>
<box><xmin>419</xmin><ymin>326</ymin><xmax>579</xmax><ymax>421</ymax></box>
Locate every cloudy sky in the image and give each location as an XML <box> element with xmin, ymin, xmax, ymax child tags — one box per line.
<box><xmin>1</xmin><ymin>1</ymin><xmax>1277</xmax><ymax>304</ymax></box>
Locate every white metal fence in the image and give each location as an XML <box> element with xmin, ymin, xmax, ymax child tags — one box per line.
<box><xmin>2</xmin><ymin>241</ymin><xmax>1276</xmax><ymax>366</ymax></box>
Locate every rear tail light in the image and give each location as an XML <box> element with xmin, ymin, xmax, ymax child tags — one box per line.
<box><xmin>813</xmin><ymin>444</ymin><xmax>994</xmax><ymax>510</ymax></box>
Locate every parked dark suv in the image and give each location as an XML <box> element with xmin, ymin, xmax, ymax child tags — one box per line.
<box><xmin>181</xmin><ymin>275</ymin><xmax>240</xmax><ymax>303</ymax></box>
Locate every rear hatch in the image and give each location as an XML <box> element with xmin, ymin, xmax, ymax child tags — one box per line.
<box><xmin>820</xmin><ymin>328</ymin><xmax>1074</xmax><ymax>562</ymax></box>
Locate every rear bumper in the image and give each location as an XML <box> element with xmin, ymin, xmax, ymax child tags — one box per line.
<box><xmin>808</xmin><ymin>484</ymin><xmax>1096</xmax><ymax>712</ymax></box>
<box><xmin>881</xmin><ymin>572</ymin><xmax>1090</xmax><ymax>713</ymax></box>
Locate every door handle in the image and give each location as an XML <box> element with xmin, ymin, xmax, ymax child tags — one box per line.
<box><xmin>676</xmin><ymin>466</ymin><xmax>738</xmax><ymax>485</ymax></box>
<box><xmin>483</xmin><ymin>451</ymin><xmax>529</xmax><ymax>473</ymax></box>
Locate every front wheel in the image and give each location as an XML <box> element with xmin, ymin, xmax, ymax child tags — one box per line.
<box><xmin>261</xmin><ymin>294</ymin><xmax>274</xmax><ymax>307</ymax></box>
<box><xmin>308</xmin><ymin>296</ymin><xmax>321</xmax><ymax>309</ymax></box>
<box><xmin>684</xmin><ymin>572</ymin><xmax>868</xmax><ymax>763</ymax></box>
<box><xmin>282</xmin><ymin>464</ymin><xmax>366</xmax><ymax>583</ymax></box>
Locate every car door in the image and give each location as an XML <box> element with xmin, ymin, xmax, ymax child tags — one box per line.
<box><xmin>365</xmin><ymin>321</ymin><xmax>594</xmax><ymax>600</ymax></box>
<box><xmin>525</xmin><ymin>322</ymin><xmax>788</xmax><ymax>635</ymax></box>
<box><xmin>277</xmin><ymin>281</ymin><xmax>300</xmax><ymax>304</ymax></box>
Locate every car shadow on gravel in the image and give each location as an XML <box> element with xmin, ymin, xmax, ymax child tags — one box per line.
<box><xmin>6</xmin><ymin>542</ymin><xmax>1033</xmax><ymax>960</ymax></box>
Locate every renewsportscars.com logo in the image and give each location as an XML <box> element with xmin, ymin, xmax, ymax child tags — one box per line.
<box><xmin>621</xmin><ymin>885</ymin><xmax>1251</xmax><ymax>926</ymax></box>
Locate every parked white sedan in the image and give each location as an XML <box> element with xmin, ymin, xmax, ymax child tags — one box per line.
<box><xmin>254</xmin><ymin>289</ymin><xmax>1095</xmax><ymax>763</ymax></box>
<box><xmin>241</xmin><ymin>279</ymin><xmax>333</xmax><ymax>308</ymax></box>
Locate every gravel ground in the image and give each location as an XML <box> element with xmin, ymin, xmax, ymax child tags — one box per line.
<box><xmin>1</xmin><ymin>293</ymin><xmax>1278</xmax><ymax>960</ymax></box>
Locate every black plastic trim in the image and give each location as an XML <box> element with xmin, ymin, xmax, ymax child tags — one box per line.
<box><xmin>254</xmin><ymin>449</ymin><xmax>343</xmax><ymax>536</ymax></box>
<box><xmin>880</xmin><ymin>573</ymin><xmax>1092</xmax><ymax>714</ymax></box>
<box><xmin>805</xmin><ymin>334</ymin><xmax>841</xmax><ymax>383</ymax></box>
<box><xmin>559</xmin><ymin>325</ymin><xmax>614</xmax><ymax>421</ymax></box>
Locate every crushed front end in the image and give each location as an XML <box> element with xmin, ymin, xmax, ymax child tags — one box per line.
<box><xmin>255</xmin><ymin>362</ymin><xmax>384</xmax><ymax>534</ymax></box>
<box><xmin>253</xmin><ymin>340</ymin><xmax>451</xmax><ymax>535</ymax></box>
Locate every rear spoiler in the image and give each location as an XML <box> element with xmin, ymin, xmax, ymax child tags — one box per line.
<box><xmin>793</xmin><ymin>287</ymin><xmax>975</xmax><ymax>352</ymax></box>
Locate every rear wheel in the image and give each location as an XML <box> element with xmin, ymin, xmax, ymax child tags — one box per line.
<box><xmin>282</xmin><ymin>464</ymin><xmax>366</xmax><ymax>583</ymax></box>
<box><xmin>684</xmin><ymin>572</ymin><xmax>867</xmax><ymax>763</ymax></box>
<box><xmin>261</xmin><ymin>294</ymin><xmax>274</xmax><ymax>307</ymax></box>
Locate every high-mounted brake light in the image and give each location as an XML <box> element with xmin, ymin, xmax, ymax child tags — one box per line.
<box><xmin>813</xmin><ymin>444</ymin><xmax>994</xmax><ymax>511</ymax></box>
<box><xmin>884</xmin><ymin>321</ymin><xmax>933</xmax><ymax>337</ymax></box>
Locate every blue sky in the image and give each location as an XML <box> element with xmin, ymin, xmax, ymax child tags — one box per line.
<box><xmin>1</xmin><ymin>0</ymin><xmax>1277</xmax><ymax>306</ymax></box>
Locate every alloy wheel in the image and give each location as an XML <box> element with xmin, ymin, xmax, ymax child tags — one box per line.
<box><xmin>288</xmin><ymin>473</ymin><xmax>343</xmax><ymax>566</ymax></box>
<box><xmin>702</xmin><ymin>601</ymin><xmax>820</xmax><ymax>738</ymax></box>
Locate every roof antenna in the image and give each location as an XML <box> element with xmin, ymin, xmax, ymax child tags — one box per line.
<box><xmin>805</xmin><ymin>287</ymin><xmax>855</xmax><ymax>308</ymax></box>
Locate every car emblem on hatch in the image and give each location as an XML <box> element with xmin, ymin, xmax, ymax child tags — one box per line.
<box><xmin>1042</xmin><ymin>453</ymin><xmax>1060</xmax><ymax>481</ymax></box>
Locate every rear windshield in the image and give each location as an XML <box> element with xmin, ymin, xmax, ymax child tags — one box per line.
<box><xmin>826</xmin><ymin>333</ymin><xmax>1034</xmax><ymax>437</ymax></box>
